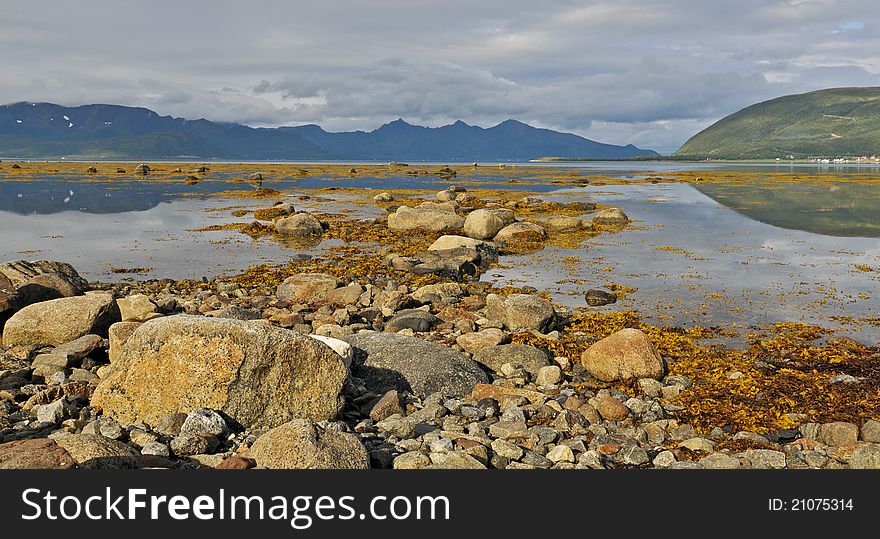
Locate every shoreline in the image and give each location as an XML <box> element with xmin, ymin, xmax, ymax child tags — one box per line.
<box><xmin>1</xmin><ymin>162</ymin><xmax>879</xmax><ymax>470</ymax></box>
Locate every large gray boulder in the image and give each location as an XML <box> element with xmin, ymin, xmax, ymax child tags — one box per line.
<box><xmin>387</xmin><ymin>206</ymin><xmax>464</xmax><ymax>233</ymax></box>
<box><xmin>248</xmin><ymin>419</ymin><xmax>369</xmax><ymax>469</ymax></box>
<box><xmin>92</xmin><ymin>315</ymin><xmax>348</xmax><ymax>429</ymax></box>
<box><xmin>2</xmin><ymin>294</ymin><xmax>120</xmax><ymax>347</ymax></box>
<box><xmin>344</xmin><ymin>331</ymin><xmax>488</xmax><ymax>398</ymax></box>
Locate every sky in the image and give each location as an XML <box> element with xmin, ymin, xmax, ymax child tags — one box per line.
<box><xmin>1</xmin><ymin>1</ymin><xmax>878</xmax><ymax>153</ymax></box>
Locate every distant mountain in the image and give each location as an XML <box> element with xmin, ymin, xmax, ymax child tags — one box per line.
<box><xmin>675</xmin><ymin>87</ymin><xmax>880</xmax><ymax>159</ymax></box>
<box><xmin>0</xmin><ymin>102</ymin><xmax>657</xmax><ymax>160</ymax></box>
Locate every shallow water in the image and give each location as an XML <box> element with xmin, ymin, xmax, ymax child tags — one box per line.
<box><xmin>1</xmin><ymin>165</ymin><xmax>878</xmax><ymax>342</ymax></box>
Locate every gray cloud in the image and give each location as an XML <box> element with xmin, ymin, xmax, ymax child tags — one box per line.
<box><xmin>1</xmin><ymin>0</ymin><xmax>878</xmax><ymax>153</ymax></box>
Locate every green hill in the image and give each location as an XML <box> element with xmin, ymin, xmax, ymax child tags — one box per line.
<box><xmin>675</xmin><ymin>87</ymin><xmax>880</xmax><ymax>159</ymax></box>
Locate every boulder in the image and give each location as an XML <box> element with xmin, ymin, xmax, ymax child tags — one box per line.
<box><xmin>493</xmin><ymin>222</ymin><xmax>547</xmax><ymax>242</ymax></box>
<box><xmin>463</xmin><ymin>208</ymin><xmax>515</xmax><ymax>240</ymax></box>
<box><xmin>91</xmin><ymin>315</ymin><xmax>348</xmax><ymax>429</ymax></box>
<box><xmin>276</xmin><ymin>273</ymin><xmax>340</xmax><ymax>304</ymax></box>
<box><xmin>134</xmin><ymin>164</ymin><xmax>151</xmax><ymax>174</ymax></box>
<box><xmin>248</xmin><ymin>419</ymin><xmax>369</xmax><ymax>469</ymax></box>
<box><xmin>426</xmin><ymin>235</ymin><xmax>499</xmax><ymax>268</ymax></box>
<box><xmin>2</xmin><ymin>294</ymin><xmax>120</xmax><ymax>348</ymax></box>
<box><xmin>585</xmin><ymin>289</ymin><xmax>617</xmax><ymax>306</ymax></box>
<box><xmin>0</xmin><ymin>438</ymin><xmax>75</xmax><ymax>469</ymax></box>
<box><xmin>484</xmin><ymin>293</ymin><xmax>556</xmax><ymax>333</ymax></box>
<box><xmin>455</xmin><ymin>328</ymin><xmax>510</xmax><ymax>354</ymax></box>
<box><xmin>0</xmin><ymin>273</ymin><xmax>15</xmax><ymax>318</ymax></box>
<box><xmin>0</xmin><ymin>260</ymin><xmax>89</xmax><ymax>307</ymax></box>
<box><xmin>580</xmin><ymin>328</ymin><xmax>665</xmax><ymax>381</ymax></box>
<box><xmin>116</xmin><ymin>294</ymin><xmax>160</xmax><ymax>322</ymax></box>
<box><xmin>274</xmin><ymin>213</ymin><xmax>324</xmax><ymax>237</ymax></box>
<box><xmin>592</xmin><ymin>207</ymin><xmax>629</xmax><ymax>225</ymax></box>
<box><xmin>344</xmin><ymin>331</ymin><xmax>489</xmax><ymax>398</ymax></box>
<box><xmin>387</xmin><ymin>206</ymin><xmax>464</xmax><ymax>233</ymax></box>
<box><xmin>472</xmin><ymin>343</ymin><xmax>550</xmax><ymax>375</ymax></box>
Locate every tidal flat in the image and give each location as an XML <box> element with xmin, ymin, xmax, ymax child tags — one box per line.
<box><xmin>0</xmin><ymin>161</ymin><xmax>879</xmax><ymax>469</ymax></box>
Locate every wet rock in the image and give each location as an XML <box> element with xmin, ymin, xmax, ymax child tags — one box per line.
<box><xmin>585</xmin><ymin>289</ymin><xmax>617</xmax><ymax>306</ymax></box>
<box><xmin>248</xmin><ymin>419</ymin><xmax>369</xmax><ymax>469</ymax></box>
<box><xmin>3</xmin><ymin>294</ymin><xmax>120</xmax><ymax>347</ymax></box>
<box><xmin>0</xmin><ymin>438</ymin><xmax>75</xmax><ymax>469</ymax></box>
<box><xmin>592</xmin><ymin>207</ymin><xmax>629</xmax><ymax>225</ymax></box>
<box><xmin>581</xmin><ymin>328</ymin><xmax>665</xmax><ymax>382</ymax></box>
<box><xmin>493</xmin><ymin>222</ymin><xmax>546</xmax><ymax>242</ymax></box>
<box><xmin>274</xmin><ymin>213</ymin><xmax>324</xmax><ymax>237</ymax></box>
<box><xmin>276</xmin><ymin>273</ymin><xmax>341</xmax><ymax>304</ymax></box>
<box><xmin>472</xmin><ymin>343</ymin><xmax>550</xmax><ymax>376</ymax></box>
<box><xmin>92</xmin><ymin>315</ymin><xmax>348</xmax><ymax>429</ymax></box>
<box><xmin>463</xmin><ymin>208</ymin><xmax>515</xmax><ymax>240</ymax></box>
<box><xmin>345</xmin><ymin>331</ymin><xmax>488</xmax><ymax>399</ymax></box>
<box><xmin>546</xmin><ymin>216</ymin><xmax>591</xmax><ymax>233</ymax></box>
<box><xmin>387</xmin><ymin>206</ymin><xmax>464</xmax><ymax>233</ymax></box>
<box><xmin>485</xmin><ymin>293</ymin><xmax>556</xmax><ymax>333</ymax></box>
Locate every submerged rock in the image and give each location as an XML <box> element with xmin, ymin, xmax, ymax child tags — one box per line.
<box><xmin>585</xmin><ymin>289</ymin><xmax>617</xmax><ymax>306</ymax></box>
<box><xmin>592</xmin><ymin>207</ymin><xmax>629</xmax><ymax>225</ymax></box>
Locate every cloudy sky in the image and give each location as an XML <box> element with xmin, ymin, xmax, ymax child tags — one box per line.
<box><xmin>2</xmin><ymin>1</ymin><xmax>878</xmax><ymax>153</ymax></box>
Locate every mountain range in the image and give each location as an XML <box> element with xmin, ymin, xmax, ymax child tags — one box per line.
<box><xmin>675</xmin><ymin>87</ymin><xmax>880</xmax><ymax>159</ymax></box>
<box><xmin>0</xmin><ymin>102</ymin><xmax>657</xmax><ymax>161</ymax></box>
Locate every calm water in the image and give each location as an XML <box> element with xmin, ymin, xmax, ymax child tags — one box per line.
<box><xmin>1</xmin><ymin>163</ymin><xmax>878</xmax><ymax>342</ymax></box>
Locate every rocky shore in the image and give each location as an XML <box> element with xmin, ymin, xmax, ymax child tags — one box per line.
<box><xmin>1</xmin><ymin>180</ymin><xmax>879</xmax><ymax>470</ymax></box>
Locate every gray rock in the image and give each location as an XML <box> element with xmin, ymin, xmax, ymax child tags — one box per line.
<box><xmin>274</xmin><ymin>213</ymin><xmax>324</xmax><ymax>237</ymax></box>
<box><xmin>585</xmin><ymin>289</ymin><xmax>617</xmax><ymax>306</ymax></box>
<box><xmin>156</xmin><ymin>412</ymin><xmax>187</xmax><ymax>437</ymax></box>
<box><xmin>698</xmin><ymin>452</ymin><xmax>741</xmax><ymax>469</ymax></box>
<box><xmin>170</xmin><ymin>434</ymin><xmax>211</xmax><ymax>456</ymax></box>
<box><xmin>739</xmin><ymin>449</ymin><xmax>786</xmax><ymax>469</ymax></box>
<box><xmin>472</xmin><ymin>343</ymin><xmax>550</xmax><ymax>376</ymax></box>
<box><xmin>345</xmin><ymin>331</ymin><xmax>488</xmax><ymax>399</ymax></box>
<box><xmin>141</xmin><ymin>442</ymin><xmax>170</xmax><ymax>458</ymax></box>
<box><xmin>849</xmin><ymin>443</ymin><xmax>880</xmax><ymax>469</ymax></box>
<box><xmin>861</xmin><ymin>420</ymin><xmax>880</xmax><ymax>443</ymax></box>
<box><xmin>388</xmin><ymin>206</ymin><xmax>464</xmax><ymax>233</ymax></box>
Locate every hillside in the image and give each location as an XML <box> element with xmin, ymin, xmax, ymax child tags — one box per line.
<box><xmin>0</xmin><ymin>102</ymin><xmax>657</xmax><ymax>161</ymax></box>
<box><xmin>674</xmin><ymin>87</ymin><xmax>880</xmax><ymax>159</ymax></box>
